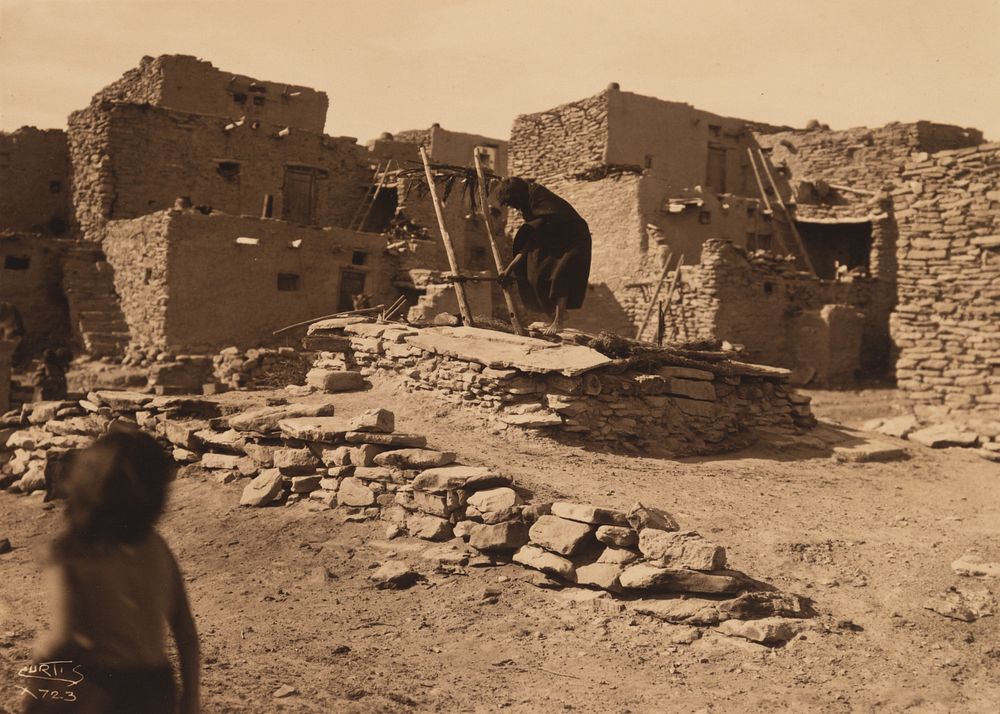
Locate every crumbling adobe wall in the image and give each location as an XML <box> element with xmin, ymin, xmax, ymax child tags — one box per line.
<box><xmin>68</xmin><ymin>103</ymin><xmax>369</xmax><ymax>242</ymax></box>
<box><xmin>509</xmin><ymin>92</ymin><xmax>609</xmax><ymax>183</ymax></box>
<box><xmin>0</xmin><ymin>128</ymin><xmax>71</xmax><ymax>236</ymax></box>
<box><xmin>890</xmin><ymin>143</ymin><xmax>1000</xmax><ymax>417</ymax></box>
<box><xmin>90</xmin><ymin>54</ymin><xmax>328</xmax><ymax>133</ymax></box>
<box><xmin>105</xmin><ymin>210</ymin><xmax>399</xmax><ymax>354</ymax></box>
<box><xmin>661</xmin><ymin>240</ymin><xmax>887</xmax><ymax>382</ymax></box>
<box><xmin>427</xmin><ymin>125</ymin><xmax>508</xmax><ymax>175</ymax></box>
<box><xmin>0</xmin><ymin>232</ymin><xmax>71</xmax><ymax>358</ymax></box>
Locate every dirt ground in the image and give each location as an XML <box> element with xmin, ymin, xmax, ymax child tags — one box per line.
<box><xmin>2</xmin><ymin>380</ymin><xmax>999</xmax><ymax>713</ymax></box>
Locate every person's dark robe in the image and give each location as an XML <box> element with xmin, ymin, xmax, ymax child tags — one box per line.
<box><xmin>508</xmin><ymin>182</ymin><xmax>591</xmax><ymax>314</ymax></box>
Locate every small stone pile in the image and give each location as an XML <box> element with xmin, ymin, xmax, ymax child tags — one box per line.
<box><xmin>864</xmin><ymin>414</ymin><xmax>1000</xmax><ymax>464</ymax></box>
<box><xmin>212</xmin><ymin>346</ymin><xmax>312</xmax><ymax>392</ymax></box>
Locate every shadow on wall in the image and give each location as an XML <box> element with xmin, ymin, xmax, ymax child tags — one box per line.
<box><xmin>564</xmin><ymin>283</ymin><xmax>635</xmax><ymax>336</ymax></box>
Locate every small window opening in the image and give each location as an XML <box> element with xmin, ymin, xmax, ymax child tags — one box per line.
<box><xmin>4</xmin><ymin>255</ymin><xmax>30</xmax><ymax>270</ymax></box>
<box><xmin>49</xmin><ymin>180</ymin><xmax>62</xmax><ymax>193</ymax></box>
<box><xmin>277</xmin><ymin>273</ymin><xmax>301</xmax><ymax>291</ymax></box>
<box><xmin>708</xmin><ymin>124</ymin><xmax>721</xmax><ymax>138</ymax></box>
<box><xmin>248</xmin><ymin>83</ymin><xmax>267</xmax><ymax>93</ymax></box>
<box><xmin>0</xmin><ymin>152</ymin><xmax>10</xmax><ymax>168</ymax></box>
<box><xmin>351</xmin><ymin>251</ymin><xmax>368</xmax><ymax>266</ymax></box>
<box><xmin>216</xmin><ymin>161</ymin><xmax>240</xmax><ymax>180</ymax></box>
<box><xmin>698</xmin><ymin>210</ymin><xmax>712</xmax><ymax>225</ymax></box>
<box><xmin>252</xmin><ymin>96</ymin><xmax>265</xmax><ymax>106</ymax></box>
<box><xmin>232</xmin><ymin>92</ymin><xmax>247</xmax><ymax>104</ymax></box>
<box><xmin>143</xmin><ymin>267</ymin><xmax>153</xmax><ymax>285</ymax></box>
<box><xmin>763</xmin><ymin>282</ymin><xmax>774</xmax><ymax>295</ymax></box>
<box><xmin>644</xmin><ymin>154</ymin><xmax>654</xmax><ymax>169</ymax></box>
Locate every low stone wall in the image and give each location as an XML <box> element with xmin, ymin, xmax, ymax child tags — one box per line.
<box><xmin>306</xmin><ymin>320</ymin><xmax>814</xmax><ymax>455</ymax></box>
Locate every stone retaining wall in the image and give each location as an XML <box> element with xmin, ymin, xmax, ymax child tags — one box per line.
<box><xmin>307</xmin><ymin>321</ymin><xmax>814</xmax><ymax>455</ymax></box>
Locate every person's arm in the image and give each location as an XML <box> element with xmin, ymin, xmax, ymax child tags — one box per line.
<box><xmin>167</xmin><ymin>550</ymin><xmax>200</xmax><ymax>714</ymax></box>
<box><xmin>497</xmin><ymin>252</ymin><xmax>525</xmax><ymax>284</ymax></box>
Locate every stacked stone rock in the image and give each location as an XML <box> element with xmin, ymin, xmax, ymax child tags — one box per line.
<box><xmin>508</xmin><ymin>91</ymin><xmax>609</xmax><ymax>185</ymax></box>
<box><xmin>306</xmin><ymin>318</ymin><xmax>815</xmax><ymax>455</ymax></box>
<box><xmin>212</xmin><ymin>346</ymin><xmax>311</xmax><ymax>391</ymax></box>
<box><xmin>889</xmin><ymin>143</ymin><xmax>1000</xmax><ymax>419</ymax></box>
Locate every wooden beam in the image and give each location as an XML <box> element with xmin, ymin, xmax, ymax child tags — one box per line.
<box><xmin>473</xmin><ymin>150</ymin><xmax>526</xmax><ymax>336</ymax></box>
<box><xmin>420</xmin><ymin>146</ymin><xmax>474</xmax><ymax>326</ymax></box>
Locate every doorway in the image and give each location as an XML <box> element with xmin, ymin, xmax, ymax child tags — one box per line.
<box><xmin>282</xmin><ymin>168</ymin><xmax>315</xmax><ymax>224</ymax></box>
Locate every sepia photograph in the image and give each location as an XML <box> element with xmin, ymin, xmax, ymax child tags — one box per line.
<box><xmin>1</xmin><ymin>0</ymin><xmax>998</xmax><ymax>711</ymax></box>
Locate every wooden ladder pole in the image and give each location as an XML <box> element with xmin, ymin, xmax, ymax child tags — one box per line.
<box><xmin>634</xmin><ymin>250</ymin><xmax>673</xmax><ymax>340</ymax></box>
<box><xmin>661</xmin><ymin>253</ymin><xmax>685</xmax><ymax>340</ymax></box>
<box><xmin>473</xmin><ymin>149</ymin><xmax>526</xmax><ymax>336</ymax></box>
<box><xmin>419</xmin><ymin>146</ymin><xmax>475</xmax><ymax>326</ymax></box>
<box><xmin>756</xmin><ymin>148</ymin><xmax>817</xmax><ymax>276</ymax></box>
<box><xmin>358</xmin><ymin>159</ymin><xmax>392</xmax><ymax>232</ymax></box>
<box><xmin>349</xmin><ymin>161</ymin><xmax>382</xmax><ymax>230</ymax></box>
<box><xmin>747</xmin><ymin>148</ymin><xmax>790</xmax><ymax>256</ymax></box>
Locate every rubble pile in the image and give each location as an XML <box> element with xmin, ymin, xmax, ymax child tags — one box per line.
<box><xmin>864</xmin><ymin>414</ymin><xmax>1000</xmax><ymax>463</ymax></box>
<box><xmin>212</xmin><ymin>346</ymin><xmax>312</xmax><ymax>392</ymax></box>
<box><xmin>304</xmin><ymin>318</ymin><xmax>815</xmax><ymax>456</ymax></box>
<box><xmin>1</xmin><ymin>396</ymin><xmax>813</xmax><ymax>644</ymax></box>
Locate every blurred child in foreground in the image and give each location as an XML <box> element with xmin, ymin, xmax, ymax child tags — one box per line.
<box><xmin>25</xmin><ymin>426</ymin><xmax>199</xmax><ymax>714</ymax></box>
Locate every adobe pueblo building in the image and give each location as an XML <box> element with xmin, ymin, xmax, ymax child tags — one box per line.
<box><xmin>508</xmin><ymin>85</ymin><xmax>997</xmax><ymax>412</ymax></box>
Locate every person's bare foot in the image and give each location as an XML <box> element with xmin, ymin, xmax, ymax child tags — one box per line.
<box><xmin>543</xmin><ymin>318</ymin><xmax>564</xmax><ymax>335</ymax></box>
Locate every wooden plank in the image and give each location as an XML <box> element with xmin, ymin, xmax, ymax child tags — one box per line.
<box><xmin>420</xmin><ymin>147</ymin><xmax>474</xmax><ymax>326</ymax></box>
<box><xmin>473</xmin><ymin>150</ymin><xmax>526</xmax><ymax>336</ymax></box>
<box><xmin>357</xmin><ymin>159</ymin><xmax>392</xmax><ymax>232</ymax></box>
<box><xmin>348</xmin><ymin>161</ymin><xmax>382</xmax><ymax>230</ymax></box>
<box><xmin>661</xmin><ymin>254</ymin><xmax>685</xmax><ymax>340</ymax></box>
<box><xmin>747</xmin><ymin>147</ymin><xmax>790</xmax><ymax>255</ymax></box>
<box><xmin>634</xmin><ymin>250</ymin><xmax>673</xmax><ymax>340</ymax></box>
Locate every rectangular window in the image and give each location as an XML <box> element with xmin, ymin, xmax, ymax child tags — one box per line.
<box><xmin>277</xmin><ymin>273</ymin><xmax>301</xmax><ymax>291</ymax></box>
<box><xmin>351</xmin><ymin>251</ymin><xmax>368</xmax><ymax>266</ymax></box>
<box><xmin>337</xmin><ymin>269</ymin><xmax>366</xmax><ymax>312</ymax></box>
<box><xmin>216</xmin><ymin>161</ymin><xmax>240</xmax><ymax>180</ymax></box>
<box><xmin>4</xmin><ymin>255</ymin><xmax>30</xmax><ymax>270</ymax></box>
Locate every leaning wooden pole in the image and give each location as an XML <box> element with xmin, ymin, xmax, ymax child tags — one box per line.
<box><xmin>746</xmin><ymin>147</ymin><xmax>790</xmax><ymax>256</ymax></box>
<box><xmin>473</xmin><ymin>150</ymin><xmax>526</xmax><ymax>336</ymax></box>
<box><xmin>357</xmin><ymin>159</ymin><xmax>392</xmax><ymax>232</ymax></box>
<box><xmin>419</xmin><ymin>146</ymin><xmax>475</xmax><ymax>326</ymax></box>
<box><xmin>661</xmin><ymin>254</ymin><xmax>685</xmax><ymax>340</ymax></box>
<box><xmin>634</xmin><ymin>250</ymin><xmax>673</xmax><ymax>340</ymax></box>
<box><xmin>349</xmin><ymin>161</ymin><xmax>382</xmax><ymax>230</ymax></box>
<box><xmin>757</xmin><ymin>148</ymin><xmax>817</xmax><ymax>276</ymax></box>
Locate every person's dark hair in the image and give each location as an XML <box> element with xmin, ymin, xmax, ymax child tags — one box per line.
<box><xmin>55</xmin><ymin>426</ymin><xmax>175</xmax><ymax>556</ymax></box>
<box><xmin>495</xmin><ymin>177</ymin><xmax>530</xmax><ymax>211</ymax></box>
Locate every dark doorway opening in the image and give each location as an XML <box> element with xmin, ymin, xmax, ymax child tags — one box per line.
<box><xmin>337</xmin><ymin>269</ymin><xmax>367</xmax><ymax>312</ymax></box>
<box><xmin>282</xmin><ymin>168</ymin><xmax>315</xmax><ymax>224</ymax></box>
<box><xmin>795</xmin><ymin>220</ymin><xmax>873</xmax><ymax>279</ymax></box>
<box><xmin>361</xmin><ymin>187</ymin><xmax>398</xmax><ymax>233</ymax></box>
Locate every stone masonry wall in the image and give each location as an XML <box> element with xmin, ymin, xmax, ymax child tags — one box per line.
<box><xmin>90</xmin><ymin>54</ymin><xmax>328</xmax><ymax>133</ymax></box>
<box><xmin>308</xmin><ymin>321</ymin><xmax>814</xmax><ymax>456</ymax></box>
<box><xmin>0</xmin><ymin>232</ymin><xmax>71</xmax><ymax>357</ymax></box>
<box><xmin>890</xmin><ymin>143</ymin><xmax>1000</xmax><ymax>417</ymax></box>
<box><xmin>509</xmin><ymin>92</ymin><xmax>609</xmax><ymax>183</ymax></box>
<box><xmin>68</xmin><ymin>103</ymin><xmax>369</xmax><ymax>242</ymax></box>
<box><xmin>0</xmin><ymin>128</ymin><xmax>71</xmax><ymax>236</ymax></box>
<box><xmin>105</xmin><ymin>210</ymin><xmax>399</xmax><ymax>354</ymax></box>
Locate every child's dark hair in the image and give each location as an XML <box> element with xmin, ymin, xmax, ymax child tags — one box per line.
<box><xmin>56</xmin><ymin>425</ymin><xmax>175</xmax><ymax>555</ymax></box>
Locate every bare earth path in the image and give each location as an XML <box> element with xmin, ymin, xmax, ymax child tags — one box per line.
<box><xmin>2</xmin><ymin>382</ymin><xmax>999</xmax><ymax>713</ymax></box>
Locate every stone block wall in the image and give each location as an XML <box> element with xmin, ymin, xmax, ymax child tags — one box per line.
<box><xmin>309</xmin><ymin>321</ymin><xmax>814</xmax><ymax>456</ymax></box>
<box><xmin>0</xmin><ymin>128</ymin><xmax>71</xmax><ymax>236</ymax></box>
<box><xmin>90</xmin><ymin>54</ymin><xmax>329</xmax><ymax>133</ymax></box>
<box><xmin>890</xmin><ymin>143</ymin><xmax>1000</xmax><ymax>416</ymax></box>
<box><xmin>104</xmin><ymin>209</ymin><xmax>400</xmax><ymax>353</ymax></box>
<box><xmin>0</xmin><ymin>232</ymin><xmax>71</xmax><ymax>358</ymax></box>
<box><xmin>509</xmin><ymin>92</ymin><xmax>609</xmax><ymax>183</ymax></box>
<box><xmin>68</xmin><ymin>103</ymin><xmax>369</xmax><ymax>242</ymax></box>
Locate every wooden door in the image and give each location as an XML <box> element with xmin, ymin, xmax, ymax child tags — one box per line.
<box><xmin>282</xmin><ymin>168</ymin><xmax>314</xmax><ymax>224</ymax></box>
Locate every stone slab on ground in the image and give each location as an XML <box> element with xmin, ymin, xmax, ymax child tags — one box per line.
<box><xmin>239</xmin><ymin>469</ymin><xmax>283</xmax><ymax>507</ymax></box>
<box><xmin>717</xmin><ymin>617</ymin><xmax>808</xmax><ymax>645</ymax></box>
<box><xmin>278</xmin><ymin>417</ymin><xmax>352</xmax><ymax>442</ymax></box>
<box><xmin>875</xmin><ymin>415</ymin><xmax>920</xmax><ymax>439</ymax></box>
<box><xmin>528</xmin><ymin>515</ymin><xmax>594</xmax><ymax>556</ymax></box>
<box><xmin>374</xmin><ymin>449</ymin><xmax>456</xmax><ymax>469</ymax></box>
<box><xmin>404</xmin><ymin>326</ymin><xmax>612</xmax><ymax>377</ymax></box>
<box><xmin>909</xmin><ymin>424</ymin><xmax>979</xmax><ymax>449</ymax></box>
<box><xmin>513</xmin><ymin>544</ymin><xmax>576</xmax><ymax>581</ymax></box>
<box><xmin>343</xmin><ymin>432</ymin><xmax>428</xmax><ymax>448</ymax></box>
<box><xmin>468</xmin><ymin>521</ymin><xmax>529</xmax><ymax>552</ymax></box>
<box><xmin>229</xmin><ymin>400</ymin><xmax>336</xmax><ymax>435</ymax></box>
<box><xmin>951</xmin><ymin>554</ymin><xmax>1000</xmax><ymax>578</ymax></box>
<box><xmin>550</xmin><ymin>502</ymin><xmax>629</xmax><ymax>527</ymax></box>
<box><xmin>628</xmin><ymin>598</ymin><xmax>722</xmax><ymax>625</ymax></box>
<box><xmin>306</xmin><ymin>369</ymin><xmax>366</xmax><ymax>392</ymax></box>
<box><xmin>619</xmin><ymin>563</ymin><xmax>745</xmax><ymax>594</ymax></box>
<box><xmin>832</xmin><ymin>440</ymin><xmax>909</xmax><ymax>463</ymax></box>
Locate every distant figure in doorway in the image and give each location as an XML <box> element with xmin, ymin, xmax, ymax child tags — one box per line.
<box><xmin>25</xmin><ymin>426</ymin><xmax>200</xmax><ymax>714</ymax></box>
<box><xmin>495</xmin><ymin>177</ymin><xmax>592</xmax><ymax>335</ymax></box>
<box><xmin>32</xmin><ymin>348</ymin><xmax>69</xmax><ymax>402</ymax></box>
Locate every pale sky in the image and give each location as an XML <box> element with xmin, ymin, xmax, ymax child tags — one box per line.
<box><xmin>1</xmin><ymin>0</ymin><xmax>998</xmax><ymax>142</ymax></box>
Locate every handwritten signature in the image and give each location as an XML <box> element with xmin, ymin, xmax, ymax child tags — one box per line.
<box><xmin>16</xmin><ymin>661</ymin><xmax>85</xmax><ymax>702</ymax></box>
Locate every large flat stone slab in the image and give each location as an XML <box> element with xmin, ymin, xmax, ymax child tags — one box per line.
<box><xmin>404</xmin><ymin>326</ymin><xmax>612</xmax><ymax>377</ymax></box>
